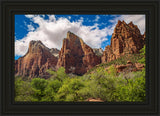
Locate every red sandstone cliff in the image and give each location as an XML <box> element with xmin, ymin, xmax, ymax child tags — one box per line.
<box><xmin>101</xmin><ymin>20</ymin><xmax>145</xmax><ymax>63</ymax></box>
<box><xmin>56</xmin><ymin>31</ymin><xmax>101</xmax><ymax>75</ymax></box>
<box><xmin>15</xmin><ymin>20</ymin><xmax>145</xmax><ymax>77</ymax></box>
<box><xmin>15</xmin><ymin>40</ymin><xmax>58</xmax><ymax>78</ymax></box>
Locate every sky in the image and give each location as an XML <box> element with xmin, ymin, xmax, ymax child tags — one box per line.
<box><xmin>15</xmin><ymin>14</ymin><xmax>145</xmax><ymax>60</ymax></box>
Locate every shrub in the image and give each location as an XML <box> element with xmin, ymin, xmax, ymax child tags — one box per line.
<box><xmin>15</xmin><ymin>56</ymin><xmax>146</xmax><ymax>102</ymax></box>
<box><xmin>47</xmin><ymin>67</ymin><xmax>67</xmax><ymax>81</ymax></box>
<box><xmin>15</xmin><ymin>79</ymin><xmax>35</xmax><ymax>101</ymax></box>
<box><xmin>112</xmin><ymin>70</ymin><xmax>146</xmax><ymax>102</ymax></box>
<box><xmin>42</xmin><ymin>80</ymin><xmax>62</xmax><ymax>101</ymax></box>
<box><xmin>138</xmin><ymin>45</ymin><xmax>145</xmax><ymax>64</ymax></box>
<box><xmin>56</xmin><ymin>78</ymin><xmax>84</xmax><ymax>101</ymax></box>
<box><xmin>31</xmin><ymin>78</ymin><xmax>48</xmax><ymax>101</ymax></box>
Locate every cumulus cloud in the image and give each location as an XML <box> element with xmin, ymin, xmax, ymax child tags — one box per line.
<box><xmin>94</xmin><ymin>15</ymin><xmax>100</xmax><ymax>22</ymax></box>
<box><xmin>108</xmin><ymin>15</ymin><xmax>145</xmax><ymax>34</ymax></box>
<box><xmin>15</xmin><ymin>15</ymin><xmax>109</xmax><ymax>56</ymax></box>
<box><xmin>15</xmin><ymin>14</ymin><xmax>145</xmax><ymax>57</ymax></box>
<box><xmin>27</xmin><ymin>24</ymin><xmax>35</xmax><ymax>31</ymax></box>
<box><xmin>25</xmin><ymin>14</ymin><xmax>35</xmax><ymax>18</ymax></box>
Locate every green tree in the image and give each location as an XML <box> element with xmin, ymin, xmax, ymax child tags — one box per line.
<box><xmin>56</xmin><ymin>78</ymin><xmax>84</xmax><ymax>101</ymax></box>
<box><xmin>113</xmin><ymin>71</ymin><xmax>146</xmax><ymax>102</ymax></box>
<box><xmin>47</xmin><ymin>67</ymin><xmax>67</xmax><ymax>81</ymax></box>
<box><xmin>138</xmin><ymin>45</ymin><xmax>145</xmax><ymax>64</ymax></box>
<box><xmin>42</xmin><ymin>80</ymin><xmax>62</xmax><ymax>101</ymax></box>
<box><xmin>31</xmin><ymin>78</ymin><xmax>48</xmax><ymax>101</ymax></box>
<box><xmin>15</xmin><ymin>78</ymin><xmax>35</xmax><ymax>101</ymax></box>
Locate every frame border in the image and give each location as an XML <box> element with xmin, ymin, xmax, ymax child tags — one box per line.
<box><xmin>0</xmin><ymin>0</ymin><xmax>159</xmax><ymax>115</ymax></box>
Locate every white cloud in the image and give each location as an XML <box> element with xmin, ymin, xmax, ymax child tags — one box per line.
<box><xmin>15</xmin><ymin>15</ymin><xmax>108</xmax><ymax>56</ymax></box>
<box><xmin>108</xmin><ymin>15</ymin><xmax>145</xmax><ymax>34</ymax></box>
<box><xmin>94</xmin><ymin>15</ymin><xmax>100</xmax><ymax>22</ymax></box>
<box><xmin>78</xmin><ymin>17</ymin><xmax>84</xmax><ymax>23</ymax></box>
<box><xmin>15</xmin><ymin>14</ymin><xmax>145</xmax><ymax>57</ymax></box>
<box><xmin>25</xmin><ymin>14</ymin><xmax>35</xmax><ymax>18</ymax></box>
<box><xmin>68</xmin><ymin>16</ymin><xmax>71</xmax><ymax>19</ymax></box>
<box><xmin>27</xmin><ymin>24</ymin><xmax>35</xmax><ymax>31</ymax></box>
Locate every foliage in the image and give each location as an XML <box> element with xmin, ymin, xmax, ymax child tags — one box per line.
<box><xmin>55</xmin><ymin>77</ymin><xmax>85</xmax><ymax>101</ymax></box>
<box><xmin>47</xmin><ymin>67</ymin><xmax>68</xmax><ymax>81</ymax></box>
<box><xmin>15</xmin><ymin>78</ymin><xmax>35</xmax><ymax>101</ymax></box>
<box><xmin>15</xmin><ymin>58</ymin><xmax>146</xmax><ymax>102</ymax></box>
<box><xmin>31</xmin><ymin>78</ymin><xmax>48</xmax><ymax>101</ymax></box>
<box><xmin>138</xmin><ymin>45</ymin><xmax>145</xmax><ymax>65</ymax></box>
<box><xmin>41</xmin><ymin>80</ymin><xmax>62</xmax><ymax>101</ymax></box>
<box><xmin>86</xmin><ymin>53</ymin><xmax>143</xmax><ymax>74</ymax></box>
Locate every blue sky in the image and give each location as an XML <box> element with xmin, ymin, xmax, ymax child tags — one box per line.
<box><xmin>15</xmin><ymin>14</ymin><xmax>145</xmax><ymax>60</ymax></box>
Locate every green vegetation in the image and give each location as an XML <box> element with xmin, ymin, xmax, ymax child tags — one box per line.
<box><xmin>87</xmin><ymin>52</ymin><xmax>144</xmax><ymax>74</ymax></box>
<box><xmin>138</xmin><ymin>45</ymin><xmax>145</xmax><ymax>65</ymax></box>
<box><xmin>15</xmin><ymin>47</ymin><xmax>146</xmax><ymax>102</ymax></box>
<box><xmin>15</xmin><ymin>68</ymin><xmax>146</xmax><ymax>102</ymax></box>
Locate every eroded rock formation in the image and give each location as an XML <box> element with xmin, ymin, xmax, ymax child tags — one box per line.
<box><xmin>102</xmin><ymin>20</ymin><xmax>145</xmax><ymax>63</ymax></box>
<box><xmin>93</xmin><ymin>48</ymin><xmax>103</xmax><ymax>56</ymax></box>
<box><xmin>15</xmin><ymin>20</ymin><xmax>145</xmax><ymax>77</ymax></box>
<box><xmin>15</xmin><ymin>40</ymin><xmax>58</xmax><ymax>78</ymax></box>
<box><xmin>50</xmin><ymin>48</ymin><xmax>60</xmax><ymax>58</ymax></box>
<box><xmin>56</xmin><ymin>31</ymin><xmax>101</xmax><ymax>75</ymax></box>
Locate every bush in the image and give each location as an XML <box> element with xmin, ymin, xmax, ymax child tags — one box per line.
<box><xmin>138</xmin><ymin>45</ymin><xmax>145</xmax><ymax>65</ymax></box>
<box><xmin>15</xmin><ymin>78</ymin><xmax>35</xmax><ymax>101</ymax></box>
<box><xmin>47</xmin><ymin>67</ymin><xmax>67</xmax><ymax>81</ymax></box>
<box><xmin>31</xmin><ymin>78</ymin><xmax>48</xmax><ymax>101</ymax></box>
<box><xmin>56</xmin><ymin>78</ymin><xmax>84</xmax><ymax>101</ymax></box>
<box><xmin>42</xmin><ymin>80</ymin><xmax>62</xmax><ymax>101</ymax></box>
<box><xmin>112</xmin><ymin>70</ymin><xmax>146</xmax><ymax>102</ymax></box>
<box><xmin>15</xmin><ymin>58</ymin><xmax>146</xmax><ymax>102</ymax></box>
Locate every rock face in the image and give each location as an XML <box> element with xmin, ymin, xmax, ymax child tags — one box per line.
<box><xmin>93</xmin><ymin>48</ymin><xmax>103</xmax><ymax>56</ymax></box>
<box><xmin>102</xmin><ymin>20</ymin><xmax>145</xmax><ymax>63</ymax></box>
<box><xmin>57</xmin><ymin>31</ymin><xmax>101</xmax><ymax>75</ymax></box>
<box><xmin>15</xmin><ymin>40</ymin><xmax>58</xmax><ymax>78</ymax></box>
<box><xmin>15</xmin><ymin>20</ymin><xmax>145</xmax><ymax>77</ymax></box>
<box><xmin>115</xmin><ymin>61</ymin><xmax>144</xmax><ymax>73</ymax></box>
<box><xmin>105</xmin><ymin>61</ymin><xmax>144</xmax><ymax>73</ymax></box>
<box><xmin>50</xmin><ymin>48</ymin><xmax>60</xmax><ymax>58</ymax></box>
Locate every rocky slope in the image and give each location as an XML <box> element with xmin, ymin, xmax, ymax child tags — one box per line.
<box><xmin>101</xmin><ymin>20</ymin><xmax>145</xmax><ymax>63</ymax></box>
<box><xmin>56</xmin><ymin>31</ymin><xmax>101</xmax><ymax>75</ymax></box>
<box><xmin>15</xmin><ymin>40</ymin><xmax>58</xmax><ymax>78</ymax></box>
<box><xmin>50</xmin><ymin>48</ymin><xmax>60</xmax><ymax>58</ymax></box>
<box><xmin>93</xmin><ymin>48</ymin><xmax>103</xmax><ymax>56</ymax></box>
<box><xmin>15</xmin><ymin>20</ymin><xmax>145</xmax><ymax>78</ymax></box>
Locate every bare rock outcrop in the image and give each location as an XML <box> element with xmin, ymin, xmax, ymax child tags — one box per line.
<box><xmin>50</xmin><ymin>48</ymin><xmax>60</xmax><ymax>58</ymax></box>
<box><xmin>15</xmin><ymin>40</ymin><xmax>58</xmax><ymax>78</ymax></box>
<box><xmin>56</xmin><ymin>31</ymin><xmax>101</xmax><ymax>75</ymax></box>
<box><xmin>93</xmin><ymin>48</ymin><xmax>103</xmax><ymax>56</ymax></box>
<box><xmin>102</xmin><ymin>20</ymin><xmax>145</xmax><ymax>63</ymax></box>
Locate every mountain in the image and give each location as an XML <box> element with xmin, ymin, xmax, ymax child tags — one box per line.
<box><xmin>56</xmin><ymin>31</ymin><xmax>101</xmax><ymax>75</ymax></box>
<box><xmin>93</xmin><ymin>48</ymin><xmax>103</xmax><ymax>56</ymax></box>
<box><xmin>50</xmin><ymin>48</ymin><xmax>60</xmax><ymax>58</ymax></box>
<box><xmin>101</xmin><ymin>20</ymin><xmax>145</xmax><ymax>63</ymax></box>
<box><xmin>15</xmin><ymin>20</ymin><xmax>145</xmax><ymax>78</ymax></box>
<box><xmin>15</xmin><ymin>40</ymin><xmax>58</xmax><ymax>78</ymax></box>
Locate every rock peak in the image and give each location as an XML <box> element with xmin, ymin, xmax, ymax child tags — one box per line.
<box><xmin>67</xmin><ymin>31</ymin><xmax>74</xmax><ymax>38</ymax></box>
<box><xmin>129</xmin><ymin>21</ymin><xmax>133</xmax><ymax>25</ymax></box>
<box><xmin>102</xmin><ymin>20</ymin><xmax>145</xmax><ymax>63</ymax></box>
<box><xmin>67</xmin><ymin>31</ymin><xmax>72</xmax><ymax>34</ymax></box>
<box><xmin>117</xmin><ymin>20</ymin><xmax>127</xmax><ymax>25</ymax></box>
<box><xmin>117</xmin><ymin>20</ymin><xmax>122</xmax><ymax>24</ymax></box>
<box><xmin>28</xmin><ymin>40</ymin><xmax>48</xmax><ymax>53</ymax></box>
<box><xmin>122</xmin><ymin>20</ymin><xmax>126</xmax><ymax>24</ymax></box>
<box><xmin>66</xmin><ymin>31</ymin><xmax>81</xmax><ymax>40</ymax></box>
<box><xmin>29</xmin><ymin>40</ymin><xmax>43</xmax><ymax>46</ymax></box>
<box><xmin>57</xmin><ymin>32</ymin><xmax>101</xmax><ymax>75</ymax></box>
<box><xmin>15</xmin><ymin>40</ymin><xmax>58</xmax><ymax>78</ymax></box>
